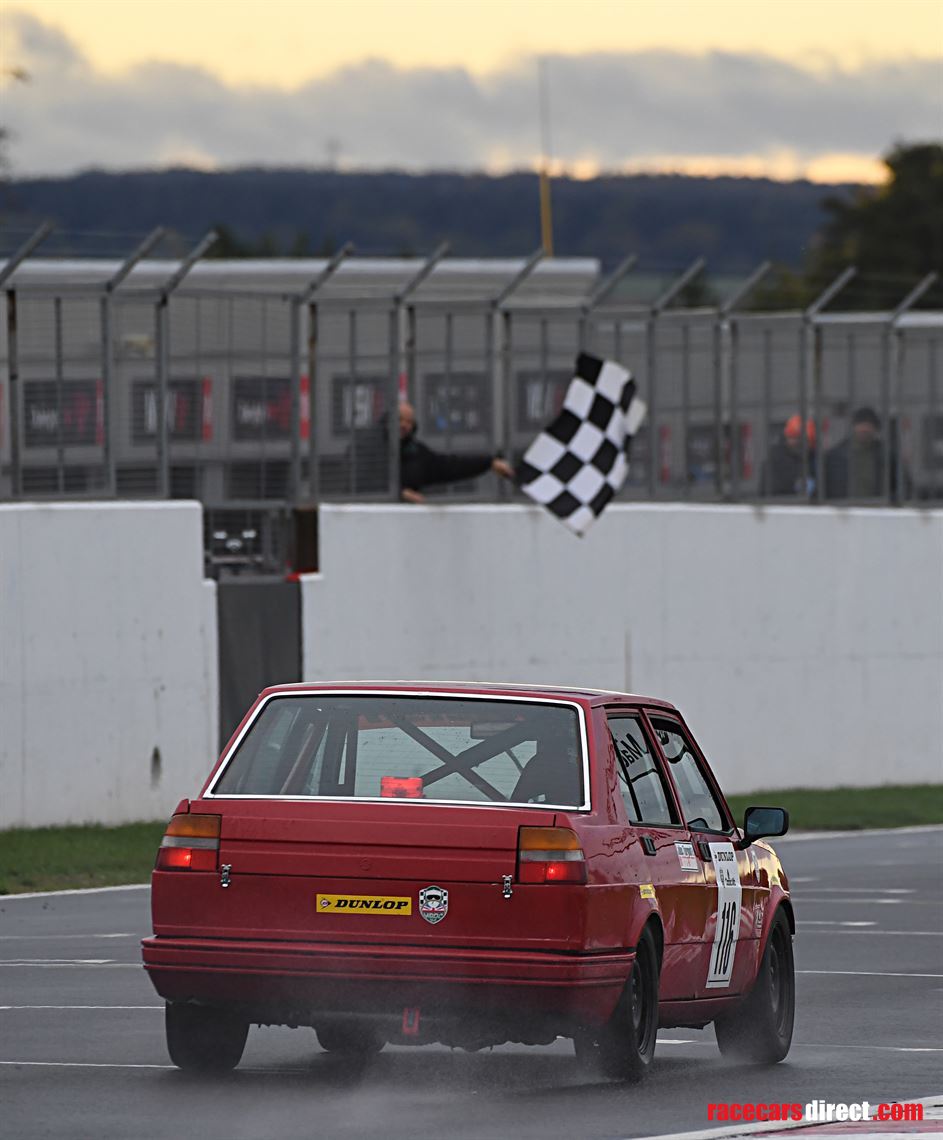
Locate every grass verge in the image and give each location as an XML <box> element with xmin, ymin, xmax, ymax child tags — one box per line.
<box><xmin>0</xmin><ymin>821</ymin><xmax>166</xmax><ymax>895</ymax></box>
<box><xmin>1</xmin><ymin>786</ymin><xmax>941</xmax><ymax>895</ymax></box>
<box><xmin>726</xmin><ymin>784</ymin><xmax>943</xmax><ymax>832</ymax></box>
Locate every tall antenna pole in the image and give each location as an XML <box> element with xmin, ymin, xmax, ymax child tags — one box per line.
<box><xmin>538</xmin><ymin>56</ymin><xmax>554</xmax><ymax>257</ymax></box>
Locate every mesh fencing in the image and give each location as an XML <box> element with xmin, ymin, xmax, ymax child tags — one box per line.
<box><xmin>2</xmin><ymin>266</ymin><xmax>941</xmax><ymax>542</ymax></box>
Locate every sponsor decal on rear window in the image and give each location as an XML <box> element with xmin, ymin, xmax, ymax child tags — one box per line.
<box><xmin>317</xmin><ymin>894</ymin><xmax>412</xmax><ymax>915</ymax></box>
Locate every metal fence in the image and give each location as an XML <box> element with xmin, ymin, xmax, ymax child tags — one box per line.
<box><xmin>1</xmin><ymin>225</ymin><xmax>940</xmax><ymax>572</ymax></box>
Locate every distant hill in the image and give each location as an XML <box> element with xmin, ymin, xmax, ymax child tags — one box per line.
<box><xmin>0</xmin><ymin>167</ymin><xmax>856</xmax><ymax>270</ymax></box>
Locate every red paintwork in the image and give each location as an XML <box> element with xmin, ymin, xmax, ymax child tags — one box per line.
<box><xmin>142</xmin><ymin>681</ymin><xmax>792</xmax><ymax>1045</ymax></box>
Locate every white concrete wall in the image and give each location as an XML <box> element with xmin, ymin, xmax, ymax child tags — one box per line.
<box><xmin>0</xmin><ymin>502</ymin><xmax>218</xmax><ymax>828</ymax></box>
<box><xmin>301</xmin><ymin>504</ymin><xmax>943</xmax><ymax>794</ymax></box>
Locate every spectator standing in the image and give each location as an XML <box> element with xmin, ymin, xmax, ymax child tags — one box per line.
<box><xmin>398</xmin><ymin>402</ymin><xmax>514</xmax><ymax>503</ymax></box>
<box><xmin>824</xmin><ymin>406</ymin><xmax>910</xmax><ymax>502</ymax></box>
<box><xmin>760</xmin><ymin>415</ymin><xmax>816</xmax><ymax>498</ymax></box>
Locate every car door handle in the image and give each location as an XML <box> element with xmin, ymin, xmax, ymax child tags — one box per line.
<box><xmin>698</xmin><ymin>841</ymin><xmax>713</xmax><ymax>861</ymax></box>
<box><xmin>641</xmin><ymin>835</ymin><xmax>657</xmax><ymax>856</ymax></box>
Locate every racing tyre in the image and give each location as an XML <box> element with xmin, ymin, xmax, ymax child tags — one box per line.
<box><xmin>574</xmin><ymin>925</ymin><xmax>660</xmax><ymax>1082</ymax></box>
<box><xmin>714</xmin><ymin>909</ymin><xmax>794</xmax><ymax>1064</ymax></box>
<box><xmin>165</xmin><ymin>1002</ymin><xmax>249</xmax><ymax>1073</ymax></box>
<box><xmin>315</xmin><ymin>1021</ymin><xmax>386</xmax><ymax>1056</ymax></box>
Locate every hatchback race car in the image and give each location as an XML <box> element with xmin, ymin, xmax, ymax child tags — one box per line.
<box><xmin>142</xmin><ymin>683</ymin><xmax>794</xmax><ymax>1079</ymax></box>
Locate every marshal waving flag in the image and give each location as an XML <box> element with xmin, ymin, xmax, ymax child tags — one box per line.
<box><xmin>517</xmin><ymin>353</ymin><xmax>646</xmax><ymax>537</ymax></box>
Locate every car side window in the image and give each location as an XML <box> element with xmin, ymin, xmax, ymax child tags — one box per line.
<box><xmin>650</xmin><ymin>717</ymin><xmax>727</xmax><ymax>833</ymax></box>
<box><xmin>607</xmin><ymin>715</ymin><xmax>677</xmax><ymax>826</ymax></box>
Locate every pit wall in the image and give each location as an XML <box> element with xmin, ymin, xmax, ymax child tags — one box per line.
<box><xmin>0</xmin><ymin>502</ymin><xmax>218</xmax><ymax>829</ymax></box>
<box><xmin>301</xmin><ymin>504</ymin><xmax>943</xmax><ymax>794</ymax></box>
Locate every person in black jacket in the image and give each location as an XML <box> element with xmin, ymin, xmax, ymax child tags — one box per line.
<box><xmin>398</xmin><ymin>402</ymin><xmax>514</xmax><ymax>503</ymax></box>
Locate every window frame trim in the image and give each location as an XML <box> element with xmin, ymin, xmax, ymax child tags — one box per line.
<box><xmin>642</xmin><ymin>710</ymin><xmax>736</xmax><ymax>836</ymax></box>
<box><xmin>204</xmin><ymin>689</ymin><xmax>593</xmax><ymax>812</ymax></box>
<box><xmin>604</xmin><ymin>706</ymin><xmax>685</xmax><ymax>829</ymax></box>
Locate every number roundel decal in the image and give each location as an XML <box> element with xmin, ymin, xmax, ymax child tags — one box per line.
<box><xmin>706</xmin><ymin>843</ymin><xmax>741</xmax><ymax>988</ymax></box>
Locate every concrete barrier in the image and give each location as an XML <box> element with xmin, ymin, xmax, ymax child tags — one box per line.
<box><xmin>300</xmin><ymin>504</ymin><xmax>943</xmax><ymax>793</ymax></box>
<box><xmin>0</xmin><ymin>502</ymin><xmax>218</xmax><ymax>828</ymax></box>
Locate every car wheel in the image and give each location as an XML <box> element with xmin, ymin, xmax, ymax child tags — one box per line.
<box><xmin>165</xmin><ymin>1002</ymin><xmax>249</xmax><ymax>1073</ymax></box>
<box><xmin>714</xmin><ymin>909</ymin><xmax>795</xmax><ymax>1064</ymax></box>
<box><xmin>574</xmin><ymin>925</ymin><xmax>660</xmax><ymax>1082</ymax></box>
<box><xmin>315</xmin><ymin>1021</ymin><xmax>386</xmax><ymax>1056</ymax></box>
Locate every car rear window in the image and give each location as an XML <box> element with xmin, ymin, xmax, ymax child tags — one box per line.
<box><xmin>210</xmin><ymin>695</ymin><xmax>586</xmax><ymax>807</ymax></box>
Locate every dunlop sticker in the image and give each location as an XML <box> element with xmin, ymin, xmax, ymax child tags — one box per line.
<box><xmin>317</xmin><ymin>894</ymin><xmax>412</xmax><ymax>915</ymax></box>
<box><xmin>639</xmin><ymin>883</ymin><xmax>656</xmax><ymax>900</ymax></box>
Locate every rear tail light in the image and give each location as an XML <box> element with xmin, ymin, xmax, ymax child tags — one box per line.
<box><xmin>517</xmin><ymin>826</ymin><xmax>587</xmax><ymax>884</ymax></box>
<box><xmin>155</xmin><ymin>813</ymin><xmax>221</xmax><ymax>872</ymax></box>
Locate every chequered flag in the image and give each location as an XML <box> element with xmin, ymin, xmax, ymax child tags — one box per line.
<box><xmin>517</xmin><ymin>353</ymin><xmax>646</xmax><ymax>536</ymax></box>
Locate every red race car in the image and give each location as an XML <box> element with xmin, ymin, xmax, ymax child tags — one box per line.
<box><xmin>142</xmin><ymin>683</ymin><xmax>794</xmax><ymax>1079</ymax></box>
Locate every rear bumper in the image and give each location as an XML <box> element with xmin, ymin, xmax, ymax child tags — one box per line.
<box><xmin>141</xmin><ymin>936</ymin><xmax>633</xmax><ymax>1026</ymax></box>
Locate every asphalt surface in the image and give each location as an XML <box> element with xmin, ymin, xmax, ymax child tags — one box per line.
<box><xmin>1</xmin><ymin>826</ymin><xmax>940</xmax><ymax>1140</ymax></box>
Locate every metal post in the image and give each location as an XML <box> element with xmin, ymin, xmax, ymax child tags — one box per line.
<box><xmin>6</xmin><ymin>289</ymin><xmax>20</xmax><ymax>496</ymax></box>
<box><xmin>717</xmin><ymin>262</ymin><xmax>771</xmax><ymax>500</ymax></box>
<box><xmin>761</xmin><ymin>327</ymin><xmax>773</xmax><ymax>501</ymax></box>
<box><xmin>289</xmin><ymin>298</ymin><xmax>303</xmax><ymax>505</ymax></box>
<box><xmin>301</xmin><ymin>243</ymin><xmax>352</xmax><ymax>504</ymax></box>
<box><xmin>494</xmin><ymin>249</ymin><xmax>544</xmax><ymax>463</ymax></box>
<box><xmin>100</xmin><ymin>227</ymin><xmax>164</xmax><ymax>495</ymax></box>
<box><xmin>729</xmin><ymin>320</ymin><xmax>741</xmax><ymax>500</ymax></box>
<box><xmin>681</xmin><ymin>322</ymin><xmax>691</xmax><ymax>498</ymax></box>
<box><xmin>2</xmin><ymin>223</ymin><xmax>56</xmax><ymax>499</ymax></box>
<box><xmin>155</xmin><ymin>230</ymin><xmax>217</xmax><ymax>497</ymax></box>
<box><xmin>579</xmin><ymin>254</ymin><xmax>638</xmax><ymax>350</ymax></box>
<box><xmin>347</xmin><ymin>309</ymin><xmax>358</xmax><ymax>495</ymax></box>
<box><xmin>54</xmin><ymin>297</ymin><xmax>64</xmax><ymax>493</ymax></box>
<box><xmin>887</xmin><ymin>272</ymin><xmax>938</xmax><ymax>504</ymax></box>
<box><xmin>444</xmin><ymin>310</ymin><xmax>454</xmax><ymax>454</ymax></box>
<box><xmin>802</xmin><ymin>267</ymin><xmax>856</xmax><ymax>500</ymax></box>
<box><xmin>648</xmin><ymin>258</ymin><xmax>706</xmax><ymax>498</ymax></box>
<box><xmin>929</xmin><ymin>338</ymin><xmax>939</xmax><ymax>505</ymax></box>
<box><xmin>0</xmin><ymin>221</ymin><xmax>55</xmax><ymax>289</ymax></box>
<box><xmin>390</xmin><ymin>244</ymin><xmax>450</xmax><ymax>496</ymax></box>
<box><xmin>813</xmin><ymin>323</ymin><xmax>825</xmax><ymax>503</ymax></box>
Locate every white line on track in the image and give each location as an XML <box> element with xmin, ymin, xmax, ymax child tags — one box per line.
<box><xmin>801</xmin><ymin>928</ymin><xmax>943</xmax><ymax>937</ymax></box>
<box><xmin>778</xmin><ymin>824</ymin><xmax>943</xmax><ymax>841</ymax></box>
<box><xmin>0</xmin><ymin>1005</ymin><xmax>161</xmax><ymax>1011</ymax></box>
<box><xmin>799</xmin><ymin>968</ymin><xmax>943</xmax><ymax>978</ymax></box>
<box><xmin>0</xmin><ymin>1060</ymin><xmax>172</xmax><ymax>1069</ymax></box>
<box><xmin>797</xmin><ymin>897</ymin><xmax>904</xmax><ymax>904</ymax></box>
<box><xmin>793</xmin><ymin>887</ymin><xmax>917</xmax><ymax>894</ymax></box>
<box><xmin>656</xmin><ymin>1039</ymin><xmax>943</xmax><ymax>1054</ymax></box>
<box><xmin>0</xmin><ymin>933</ymin><xmax>135</xmax><ymax>941</ymax></box>
<box><xmin>0</xmin><ymin>884</ymin><xmax>149</xmax><ymax>901</ymax></box>
<box><xmin>0</xmin><ymin>959</ymin><xmax>140</xmax><ymax>968</ymax></box>
<box><xmin>799</xmin><ymin>920</ymin><xmax>876</xmax><ymax>926</ymax></box>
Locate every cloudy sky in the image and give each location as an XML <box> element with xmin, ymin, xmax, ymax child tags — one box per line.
<box><xmin>1</xmin><ymin>0</ymin><xmax>940</xmax><ymax>181</ymax></box>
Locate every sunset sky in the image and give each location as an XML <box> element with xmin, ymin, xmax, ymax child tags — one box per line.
<box><xmin>1</xmin><ymin>0</ymin><xmax>941</xmax><ymax>181</ymax></box>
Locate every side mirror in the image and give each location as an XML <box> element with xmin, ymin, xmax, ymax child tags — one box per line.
<box><xmin>738</xmin><ymin>805</ymin><xmax>789</xmax><ymax>849</ymax></box>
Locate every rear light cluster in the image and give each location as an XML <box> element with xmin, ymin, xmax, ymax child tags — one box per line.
<box><xmin>517</xmin><ymin>826</ymin><xmax>587</xmax><ymax>884</ymax></box>
<box><xmin>155</xmin><ymin>813</ymin><xmax>221</xmax><ymax>872</ymax></box>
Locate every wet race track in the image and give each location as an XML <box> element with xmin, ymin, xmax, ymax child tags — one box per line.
<box><xmin>1</xmin><ymin>827</ymin><xmax>941</xmax><ymax>1140</ymax></box>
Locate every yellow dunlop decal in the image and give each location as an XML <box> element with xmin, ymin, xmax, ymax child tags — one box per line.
<box><xmin>317</xmin><ymin>894</ymin><xmax>412</xmax><ymax>915</ymax></box>
<box><xmin>639</xmin><ymin>883</ymin><xmax>656</xmax><ymax>900</ymax></box>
